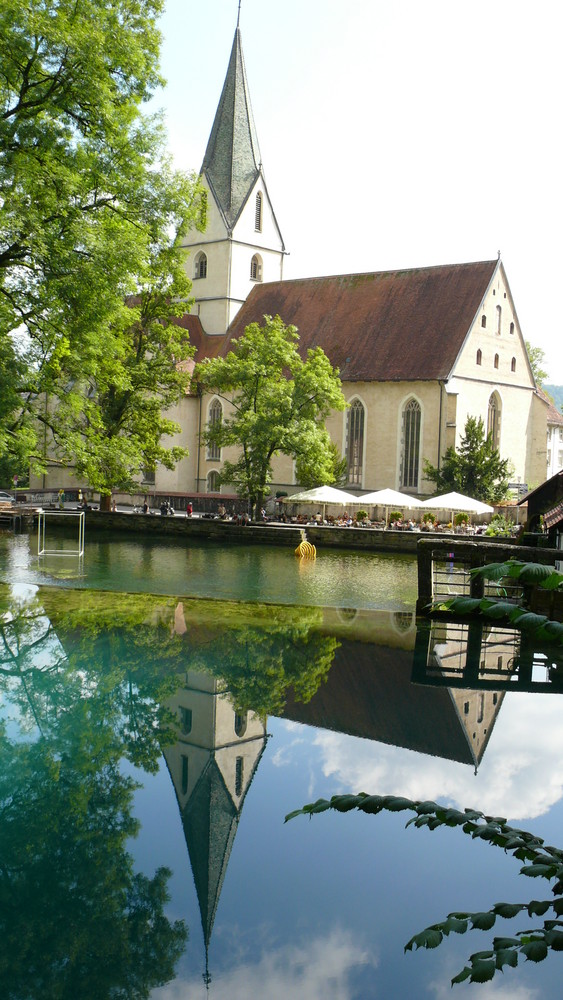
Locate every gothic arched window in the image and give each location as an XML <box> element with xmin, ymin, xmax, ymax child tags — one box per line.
<box><xmin>487</xmin><ymin>392</ymin><xmax>501</xmax><ymax>449</ymax></box>
<box><xmin>346</xmin><ymin>399</ymin><xmax>365</xmax><ymax>486</ymax></box>
<box><xmin>250</xmin><ymin>253</ymin><xmax>262</xmax><ymax>281</ymax></box>
<box><xmin>207</xmin><ymin>470</ymin><xmax>220</xmax><ymax>493</ymax></box>
<box><xmin>234</xmin><ymin>711</ymin><xmax>247</xmax><ymax>737</ymax></box>
<box><xmin>476</xmin><ymin>349</ymin><xmax>482</xmax><ymax>365</ymax></box>
<box><xmin>254</xmin><ymin>192</ymin><xmax>262</xmax><ymax>232</ymax></box>
<box><xmin>194</xmin><ymin>251</ymin><xmax>207</xmax><ymax>279</ymax></box>
<box><xmin>401</xmin><ymin>397</ymin><xmax>421</xmax><ymax>490</ymax></box>
<box><xmin>207</xmin><ymin>398</ymin><xmax>222</xmax><ymax>460</ymax></box>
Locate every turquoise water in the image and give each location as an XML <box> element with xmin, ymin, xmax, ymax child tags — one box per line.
<box><xmin>1</xmin><ymin>531</ymin><xmax>562</xmax><ymax>998</ymax></box>
<box><xmin>0</xmin><ymin>529</ymin><xmax>417</xmax><ymax>609</ymax></box>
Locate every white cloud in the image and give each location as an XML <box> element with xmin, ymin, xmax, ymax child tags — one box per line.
<box><xmin>311</xmin><ymin>692</ymin><xmax>563</xmax><ymax>821</ymax></box>
<box><xmin>152</xmin><ymin>928</ymin><xmax>378</xmax><ymax>1000</ymax></box>
<box><xmin>428</xmin><ymin>955</ymin><xmax>540</xmax><ymax>1000</ymax></box>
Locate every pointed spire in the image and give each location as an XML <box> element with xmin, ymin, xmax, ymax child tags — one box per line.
<box><xmin>202</xmin><ymin>27</ymin><xmax>262</xmax><ymax>228</ymax></box>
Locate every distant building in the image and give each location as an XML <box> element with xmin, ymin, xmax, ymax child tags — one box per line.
<box><xmin>157</xmin><ymin>25</ymin><xmax>547</xmax><ymax>499</ymax></box>
<box><xmin>31</xmin><ymin>24</ymin><xmax>548</xmax><ymax>500</ymax></box>
<box><xmin>544</xmin><ymin>393</ymin><xmax>563</xmax><ymax>479</ymax></box>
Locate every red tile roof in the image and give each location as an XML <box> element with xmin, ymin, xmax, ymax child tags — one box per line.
<box><xmin>538</xmin><ymin>389</ymin><xmax>563</xmax><ymax>426</ymax></box>
<box><xmin>225</xmin><ymin>260</ymin><xmax>499</xmax><ymax>381</ymax></box>
<box><xmin>282</xmin><ymin>639</ymin><xmax>477</xmax><ymax>764</ymax></box>
<box><xmin>172</xmin><ymin>314</ymin><xmax>228</xmax><ymax>391</ymax></box>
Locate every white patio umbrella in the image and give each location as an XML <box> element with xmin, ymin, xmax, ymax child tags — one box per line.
<box><xmin>359</xmin><ymin>488</ymin><xmax>424</xmax><ymax>525</ymax></box>
<box><xmin>284</xmin><ymin>485</ymin><xmax>361</xmax><ymax>520</ymax></box>
<box><xmin>421</xmin><ymin>491</ymin><xmax>494</xmax><ymax>524</ymax></box>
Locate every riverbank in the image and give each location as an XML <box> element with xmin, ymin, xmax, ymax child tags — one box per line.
<box><xmin>58</xmin><ymin>508</ymin><xmax>542</xmax><ymax>556</ymax></box>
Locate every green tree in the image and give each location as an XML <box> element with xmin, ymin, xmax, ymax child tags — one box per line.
<box><xmin>194</xmin><ymin>315</ymin><xmax>347</xmax><ymax>518</ymax></box>
<box><xmin>0</xmin><ymin>586</ymin><xmax>189</xmax><ymax>998</ymax></box>
<box><xmin>295</xmin><ymin>439</ymin><xmax>348</xmax><ymax>489</ymax></box>
<box><xmin>525</xmin><ymin>341</ymin><xmax>549</xmax><ymax>387</ymax></box>
<box><xmin>0</xmin><ymin>0</ymin><xmax>205</xmax><ymax>489</ymax></box>
<box><xmin>423</xmin><ymin>416</ymin><xmax>512</xmax><ymax>503</ymax></box>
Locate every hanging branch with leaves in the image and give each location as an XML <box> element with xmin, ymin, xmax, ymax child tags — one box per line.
<box><xmin>286</xmin><ymin>793</ymin><xmax>563</xmax><ymax>985</ymax></box>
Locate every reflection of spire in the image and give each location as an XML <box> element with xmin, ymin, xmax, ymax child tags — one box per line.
<box><xmin>163</xmin><ymin>669</ymin><xmax>268</xmax><ymax>968</ymax></box>
<box><xmin>202</xmin><ymin>944</ymin><xmax>211</xmax><ymax>989</ymax></box>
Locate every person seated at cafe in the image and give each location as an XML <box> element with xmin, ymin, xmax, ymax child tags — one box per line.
<box><xmin>217</xmin><ymin>502</ymin><xmax>227</xmax><ymax>519</ymax></box>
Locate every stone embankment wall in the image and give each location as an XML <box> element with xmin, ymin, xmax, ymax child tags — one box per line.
<box><xmin>77</xmin><ymin>511</ymin><xmax>532</xmax><ymax>556</ymax></box>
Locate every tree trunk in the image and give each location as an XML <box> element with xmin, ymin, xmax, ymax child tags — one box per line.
<box><xmin>100</xmin><ymin>494</ymin><xmax>111</xmax><ymax>512</ymax></box>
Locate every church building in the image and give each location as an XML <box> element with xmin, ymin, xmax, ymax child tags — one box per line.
<box><xmin>155</xmin><ymin>23</ymin><xmax>547</xmax><ymax>501</ymax></box>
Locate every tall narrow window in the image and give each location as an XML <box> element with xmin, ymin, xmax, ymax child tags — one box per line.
<box><xmin>207</xmin><ymin>470</ymin><xmax>220</xmax><ymax>493</ymax></box>
<box><xmin>181</xmin><ymin>755</ymin><xmax>189</xmax><ymax>796</ymax></box>
<box><xmin>494</xmin><ymin>353</ymin><xmax>499</xmax><ymax>369</ymax></box>
<box><xmin>235</xmin><ymin>757</ymin><xmax>244</xmax><ymax>796</ymax></box>
<box><xmin>509</xmin><ymin>321</ymin><xmax>515</xmax><ymax>335</ymax></box>
<box><xmin>476</xmin><ymin>349</ymin><xmax>482</xmax><ymax>365</ymax></box>
<box><xmin>511</xmin><ymin>356</ymin><xmax>516</xmax><ymax>372</ymax></box>
<box><xmin>496</xmin><ymin>304</ymin><xmax>502</xmax><ymax>335</ymax></box>
<box><xmin>254</xmin><ymin>191</ymin><xmax>262</xmax><ymax>231</ymax></box>
<box><xmin>180</xmin><ymin>707</ymin><xmax>192</xmax><ymax>735</ymax></box>
<box><xmin>487</xmin><ymin>392</ymin><xmax>501</xmax><ymax>449</ymax></box>
<box><xmin>207</xmin><ymin>398</ymin><xmax>222</xmax><ymax>460</ymax></box>
<box><xmin>194</xmin><ymin>251</ymin><xmax>207</xmax><ymax>279</ymax></box>
<box><xmin>234</xmin><ymin>711</ymin><xmax>247</xmax><ymax>737</ymax></box>
<box><xmin>401</xmin><ymin>398</ymin><xmax>421</xmax><ymax>490</ymax></box>
<box><xmin>250</xmin><ymin>253</ymin><xmax>262</xmax><ymax>281</ymax></box>
<box><xmin>346</xmin><ymin>399</ymin><xmax>365</xmax><ymax>486</ymax></box>
<box><xmin>481</xmin><ymin>314</ymin><xmax>487</xmax><ymax>328</ymax></box>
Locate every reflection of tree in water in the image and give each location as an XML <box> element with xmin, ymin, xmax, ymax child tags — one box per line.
<box><xmin>0</xmin><ymin>586</ymin><xmax>341</xmax><ymax>997</ymax></box>
<box><xmin>0</xmin><ymin>586</ymin><xmax>188</xmax><ymax>999</ymax></box>
<box><xmin>176</xmin><ymin>600</ymin><xmax>340</xmax><ymax>717</ymax></box>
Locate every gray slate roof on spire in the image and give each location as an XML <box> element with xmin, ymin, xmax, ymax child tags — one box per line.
<box><xmin>202</xmin><ymin>28</ymin><xmax>261</xmax><ymax>229</ymax></box>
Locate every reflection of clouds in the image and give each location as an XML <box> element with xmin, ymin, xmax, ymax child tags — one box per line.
<box><xmin>153</xmin><ymin>928</ymin><xmax>378</xmax><ymax>1000</ymax></box>
<box><xmin>271</xmin><ymin>737</ymin><xmax>306</xmax><ymax>768</ymax></box>
<box><xmin>428</xmin><ymin>959</ymin><xmax>540</xmax><ymax>1000</ymax></box>
<box><xmin>313</xmin><ymin>693</ymin><xmax>563</xmax><ymax>821</ymax></box>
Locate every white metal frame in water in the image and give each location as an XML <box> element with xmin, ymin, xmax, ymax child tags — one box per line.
<box><xmin>37</xmin><ymin>510</ymin><xmax>85</xmax><ymax>557</ymax></box>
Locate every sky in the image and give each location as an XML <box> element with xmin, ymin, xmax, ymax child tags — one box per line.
<box><xmin>152</xmin><ymin>0</ymin><xmax>562</xmax><ymax>384</ymax></box>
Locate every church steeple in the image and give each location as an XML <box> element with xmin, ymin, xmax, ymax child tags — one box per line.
<box><xmin>202</xmin><ymin>27</ymin><xmax>261</xmax><ymax>230</ymax></box>
<box><xmin>182</xmin><ymin>21</ymin><xmax>286</xmax><ymax>336</ymax></box>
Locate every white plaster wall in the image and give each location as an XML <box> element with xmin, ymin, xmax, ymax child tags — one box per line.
<box><xmin>547</xmin><ymin>423</ymin><xmax>563</xmax><ymax>478</ymax></box>
<box><xmin>181</xmin><ymin>177</ymin><xmax>285</xmax><ymax>336</ymax></box>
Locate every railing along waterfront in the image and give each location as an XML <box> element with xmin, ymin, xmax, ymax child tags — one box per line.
<box><xmin>416</xmin><ymin>537</ymin><xmax>562</xmax><ymax>616</ymax></box>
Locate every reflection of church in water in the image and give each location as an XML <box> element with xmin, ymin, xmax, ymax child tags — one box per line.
<box><xmin>163</xmin><ymin>660</ymin><xmax>268</xmax><ymax>984</ymax></box>
<box><xmin>163</xmin><ymin>602</ymin><xmax>509</xmax><ymax>978</ymax></box>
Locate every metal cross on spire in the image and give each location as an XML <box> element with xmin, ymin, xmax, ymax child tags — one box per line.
<box><xmin>237</xmin><ymin>0</ymin><xmax>242</xmax><ymax>27</ymax></box>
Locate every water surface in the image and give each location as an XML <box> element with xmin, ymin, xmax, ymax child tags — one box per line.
<box><xmin>0</xmin><ymin>529</ymin><xmax>417</xmax><ymax>609</ymax></box>
<box><xmin>1</xmin><ymin>531</ymin><xmax>562</xmax><ymax>998</ymax></box>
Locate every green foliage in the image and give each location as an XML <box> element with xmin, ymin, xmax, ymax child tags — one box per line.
<box><xmin>388</xmin><ymin>510</ymin><xmax>403</xmax><ymax>523</ymax></box>
<box><xmin>355</xmin><ymin>509</ymin><xmax>368</xmax><ymax>522</ymax></box>
<box><xmin>195</xmin><ymin>315</ymin><xmax>346</xmax><ymax>517</ymax></box>
<box><xmin>485</xmin><ymin>513</ymin><xmax>514</xmax><ymax>536</ymax></box>
<box><xmin>434</xmin><ymin>597</ymin><xmax>563</xmax><ymax>643</ymax></box>
<box><xmin>177</xmin><ymin>598</ymin><xmax>339</xmax><ymax>718</ymax></box>
<box><xmin>525</xmin><ymin>341</ymin><xmax>549</xmax><ymax>387</ymax></box>
<box><xmin>424</xmin><ymin>416</ymin><xmax>512</xmax><ymax>503</ymax></box>
<box><xmin>544</xmin><ymin>384</ymin><xmax>563</xmax><ymax>413</ymax></box>
<box><xmin>470</xmin><ymin>559</ymin><xmax>563</xmax><ymax>591</ymax></box>
<box><xmin>296</xmin><ymin>439</ymin><xmax>348</xmax><ymax>490</ymax></box>
<box><xmin>422</xmin><ymin>511</ymin><xmax>437</xmax><ymax>525</ymax></box>
<box><xmin>0</xmin><ymin>0</ymin><xmax>205</xmax><ymax>487</ymax></box>
<box><xmin>286</xmin><ymin>792</ymin><xmax>563</xmax><ymax>986</ymax></box>
<box><xmin>432</xmin><ymin>559</ymin><xmax>563</xmax><ymax>644</ymax></box>
<box><xmin>0</xmin><ymin>586</ymin><xmax>188</xmax><ymax>996</ymax></box>
<box><xmin>454</xmin><ymin>511</ymin><xmax>469</xmax><ymax>526</ymax></box>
